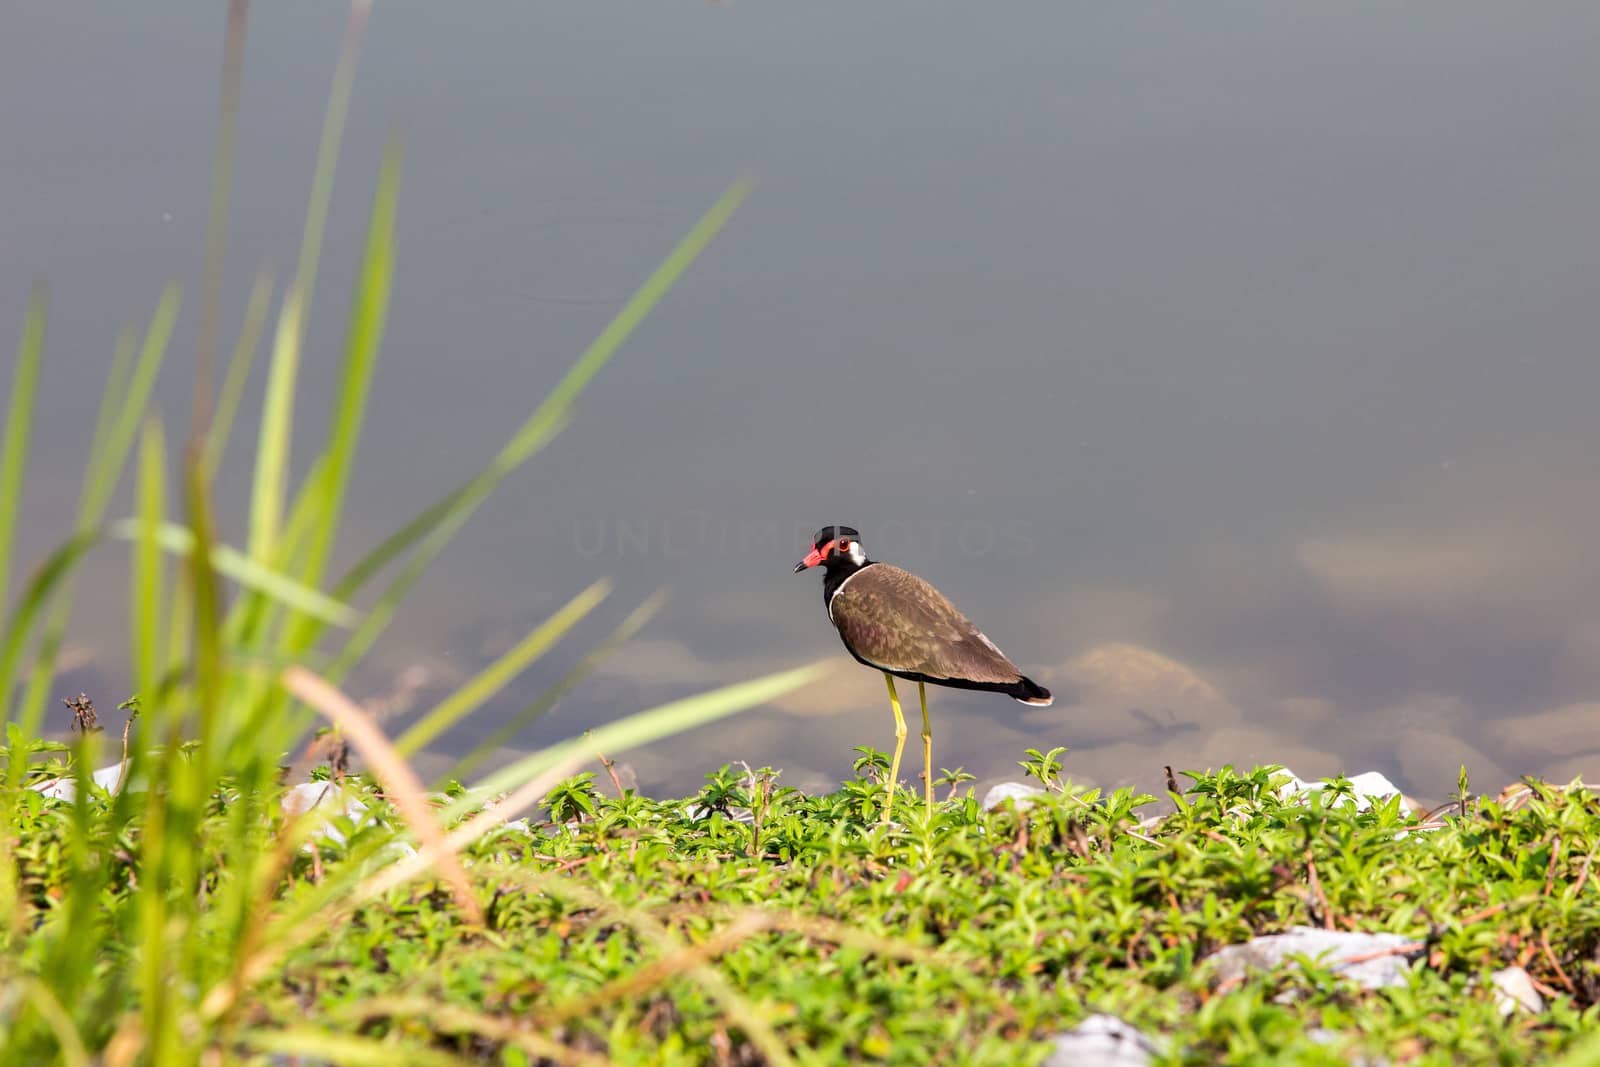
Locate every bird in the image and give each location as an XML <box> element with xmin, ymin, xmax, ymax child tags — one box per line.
<box><xmin>793</xmin><ymin>524</ymin><xmax>1052</xmax><ymax>822</ymax></box>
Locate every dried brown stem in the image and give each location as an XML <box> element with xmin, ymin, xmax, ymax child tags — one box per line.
<box><xmin>281</xmin><ymin>666</ymin><xmax>482</xmax><ymax>924</ymax></box>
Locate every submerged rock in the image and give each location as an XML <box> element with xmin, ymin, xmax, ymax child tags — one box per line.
<box><xmin>1042</xmin><ymin>1014</ymin><xmax>1164</xmax><ymax>1067</ymax></box>
<box><xmin>1207</xmin><ymin>926</ymin><xmax>1418</xmax><ymax>990</ymax></box>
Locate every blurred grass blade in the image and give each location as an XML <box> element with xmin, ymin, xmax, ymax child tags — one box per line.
<box><xmin>1551</xmin><ymin>1031</ymin><xmax>1600</xmax><ymax>1067</ymax></box>
<box><xmin>320</xmin><ymin>178</ymin><xmax>753</xmax><ymax>676</ymax></box>
<box><xmin>191</xmin><ymin>0</ymin><xmax>249</xmax><ymax>445</ymax></box>
<box><xmin>218</xmin><ymin>753</ymin><xmax>596</xmax><ymax>992</ymax></box>
<box><xmin>185</xmin><ymin>452</ymin><xmax>226</xmax><ymax>754</ymax></box>
<box><xmin>333</xmin><ymin>998</ymin><xmax>620</xmax><ymax>1067</ymax></box>
<box><xmin>248</xmin><ymin>283</ymin><xmax>305</xmax><ymax>560</ymax></box>
<box><xmin>14</xmin><ymin>977</ymin><xmax>91</xmax><ymax>1067</ymax></box>
<box><xmin>5</xmin><ymin>286</ymin><xmax>177</xmax><ymax>742</ymax></box>
<box><xmin>394</xmin><ymin>578</ymin><xmax>611</xmax><ymax>758</ymax></box>
<box><xmin>131</xmin><ymin>423</ymin><xmax>168</xmax><ymax>704</ymax></box>
<box><xmin>288</xmin><ymin>135</ymin><xmax>401</xmax><ymax>590</ymax></box>
<box><xmin>291</xmin><ymin>0</ymin><xmax>370</xmax><ymax>343</ymax></box>
<box><xmin>107</xmin><ymin>519</ymin><xmax>358</xmax><ymax>627</ymax></box>
<box><xmin>448</xmin><ymin>660</ymin><xmax>825</xmax><ymax>818</ymax></box>
<box><xmin>254</xmin><ymin>663</ymin><xmax>820</xmax><ymax>979</ymax></box>
<box><xmin>281</xmin><ymin>666</ymin><xmax>482</xmax><ymax>923</ymax></box>
<box><xmin>342</xmin><ymin>176</ymin><xmax>754</xmax><ymax>597</ymax></box>
<box><xmin>0</xmin><ymin>284</ymin><xmax>47</xmax><ymax>622</ymax></box>
<box><xmin>329</xmin><ymin>409</ymin><xmax>569</xmax><ymax>600</ymax></box>
<box><xmin>221</xmin><ymin>454</ymin><xmax>328</xmax><ymax>655</ymax></box>
<box><xmin>243</xmin><ymin>0</ymin><xmax>368</xmax><ymax>561</ymax></box>
<box><xmin>81</xmin><ymin>329</ymin><xmax>135</xmax><ymax>500</ymax></box>
<box><xmin>202</xmin><ymin>269</ymin><xmax>274</xmax><ymax>481</ymax></box>
<box><xmin>81</xmin><ymin>286</ymin><xmax>180</xmax><ymax>528</ymax></box>
<box><xmin>443</xmin><ymin>589</ymin><xmax>667</xmax><ymax>784</ymax></box>
<box><xmin>244</xmin><ymin>1028</ymin><xmax>468</xmax><ymax>1067</ymax></box>
<box><xmin>0</xmin><ymin>530</ymin><xmax>97</xmax><ymax>745</ymax></box>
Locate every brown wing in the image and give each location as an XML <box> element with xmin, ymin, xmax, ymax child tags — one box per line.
<box><xmin>829</xmin><ymin>564</ymin><xmax>1024</xmax><ymax>684</ymax></box>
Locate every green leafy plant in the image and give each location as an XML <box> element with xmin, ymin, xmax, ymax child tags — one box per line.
<box><xmin>544</xmin><ymin>772</ymin><xmax>601</xmax><ymax>824</ymax></box>
<box><xmin>1018</xmin><ymin>745</ymin><xmax>1068</xmax><ymax>791</ymax></box>
<box><xmin>852</xmin><ymin>745</ymin><xmax>891</xmax><ymax>783</ymax></box>
<box><xmin>934</xmin><ymin>766</ymin><xmax>977</xmax><ymax>802</ymax></box>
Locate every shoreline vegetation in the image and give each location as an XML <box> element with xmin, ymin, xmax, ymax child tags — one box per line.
<box><xmin>3</xmin><ymin>5</ymin><xmax>1597</xmax><ymax>1064</ymax></box>
<box><xmin>8</xmin><ymin>724</ymin><xmax>1600</xmax><ymax>1065</ymax></box>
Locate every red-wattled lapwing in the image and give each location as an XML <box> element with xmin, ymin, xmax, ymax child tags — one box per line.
<box><xmin>794</xmin><ymin>525</ymin><xmax>1052</xmax><ymax>822</ymax></box>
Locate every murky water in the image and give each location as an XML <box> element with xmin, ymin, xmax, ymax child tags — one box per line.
<box><xmin>5</xmin><ymin>4</ymin><xmax>1600</xmax><ymax>802</ymax></box>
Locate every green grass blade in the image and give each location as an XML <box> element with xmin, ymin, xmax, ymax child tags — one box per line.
<box><xmin>6</xmin><ymin>286</ymin><xmax>178</xmax><ymax>743</ymax></box>
<box><xmin>107</xmin><ymin>519</ymin><xmax>359</xmax><ymax>628</ymax></box>
<box><xmin>80</xmin><ymin>285</ymin><xmax>180</xmax><ymax>528</ymax></box>
<box><xmin>244</xmin><ymin>1028</ymin><xmax>468</xmax><ymax>1067</ymax></box>
<box><xmin>528</xmin><ymin>175</ymin><xmax>753</xmax><ymax>431</ymax></box>
<box><xmin>329</xmin><ymin>410</ymin><xmax>569</xmax><ymax>599</ymax></box>
<box><xmin>442</xmin><ymin>589</ymin><xmax>668</xmax><ymax>784</ymax></box>
<box><xmin>1551</xmin><ymin>1031</ymin><xmax>1600</xmax><ymax>1067</ymax></box>
<box><xmin>0</xmin><ymin>284</ymin><xmax>47</xmax><ymax>621</ymax></box>
<box><xmin>184</xmin><ymin>451</ymin><xmax>224</xmax><ymax>769</ymax></box>
<box><xmin>0</xmin><ymin>530</ymin><xmax>98</xmax><ymax>735</ymax></box>
<box><xmin>248</xmin><ymin>283</ymin><xmax>305</xmax><ymax>560</ymax></box>
<box><xmin>290</xmin><ymin>0</ymin><xmax>370</xmax><ymax>344</ymax></box>
<box><xmin>315</xmin><ymin>177</ymin><xmax>753</xmax><ymax>677</ymax></box>
<box><xmin>131</xmin><ymin>422</ymin><xmax>168</xmax><ymax>705</ymax></box>
<box><xmin>164</xmin><ymin>560</ymin><xmax>193</xmax><ymax>692</ymax></box>
<box><xmin>242</xmin><ymin>0</ymin><xmax>367</xmax><ymax>563</ymax></box>
<box><xmin>190</xmin><ymin>0</ymin><xmax>249</xmax><ymax>445</ymax></box>
<box><xmin>394</xmin><ymin>578</ymin><xmax>611</xmax><ymax>758</ymax></box>
<box><xmin>447</xmin><ymin>661</ymin><xmax>825</xmax><ymax>819</ymax></box>
<box><xmin>201</xmin><ymin>269</ymin><xmax>274</xmax><ymax>481</ymax></box>
<box><xmin>82</xmin><ymin>328</ymin><xmax>135</xmax><ymax>496</ymax></box>
<box><xmin>220</xmin><ymin>454</ymin><xmax>327</xmax><ymax>663</ymax></box>
<box><xmin>290</xmin><ymin>135</ymin><xmax>401</xmax><ymax>590</ymax></box>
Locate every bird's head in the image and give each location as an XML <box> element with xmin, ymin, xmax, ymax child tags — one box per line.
<box><xmin>793</xmin><ymin>525</ymin><xmax>866</xmax><ymax>573</ymax></box>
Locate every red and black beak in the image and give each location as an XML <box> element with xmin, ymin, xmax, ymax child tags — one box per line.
<box><xmin>793</xmin><ymin>540</ymin><xmax>834</xmax><ymax>573</ymax></box>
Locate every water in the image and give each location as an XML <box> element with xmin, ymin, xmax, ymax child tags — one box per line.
<box><xmin>4</xmin><ymin>3</ymin><xmax>1599</xmax><ymax>801</ymax></box>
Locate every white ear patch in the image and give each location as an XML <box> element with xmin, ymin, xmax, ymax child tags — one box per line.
<box><xmin>844</xmin><ymin>540</ymin><xmax>866</xmax><ymax>565</ymax></box>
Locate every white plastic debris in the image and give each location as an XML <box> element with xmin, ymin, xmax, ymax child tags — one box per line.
<box><xmin>1489</xmin><ymin>966</ymin><xmax>1544</xmax><ymax>1015</ymax></box>
<box><xmin>281</xmin><ymin>781</ymin><xmax>418</xmax><ymax>860</ymax></box>
<box><xmin>1207</xmin><ymin>926</ymin><xmax>1418</xmax><ymax>990</ymax></box>
<box><xmin>30</xmin><ymin>762</ymin><xmax>127</xmax><ymax>803</ymax></box>
<box><xmin>982</xmin><ymin>782</ymin><xmax>1047</xmax><ymax>811</ymax></box>
<box><xmin>283</xmin><ymin>781</ymin><xmax>371</xmax><ymax>846</ymax></box>
<box><xmin>1277</xmin><ymin>768</ymin><xmax>1406</xmax><ymax>812</ymax></box>
<box><xmin>1042</xmin><ymin>1014</ymin><xmax>1164</xmax><ymax>1067</ymax></box>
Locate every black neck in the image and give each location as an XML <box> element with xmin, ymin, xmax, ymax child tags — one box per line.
<box><xmin>822</xmin><ymin>556</ymin><xmax>873</xmax><ymax>604</ymax></box>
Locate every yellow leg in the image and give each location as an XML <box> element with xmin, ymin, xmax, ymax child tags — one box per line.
<box><xmin>919</xmin><ymin>681</ymin><xmax>933</xmax><ymax>820</ymax></box>
<box><xmin>882</xmin><ymin>674</ymin><xmax>907</xmax><ymax>824</ymax></box>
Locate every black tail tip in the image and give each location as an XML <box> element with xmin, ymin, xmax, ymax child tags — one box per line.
<box><xmin>1011</xmin><ymin>677</ymin><xmax>1053</xmax><ymax>706</ymax></box>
